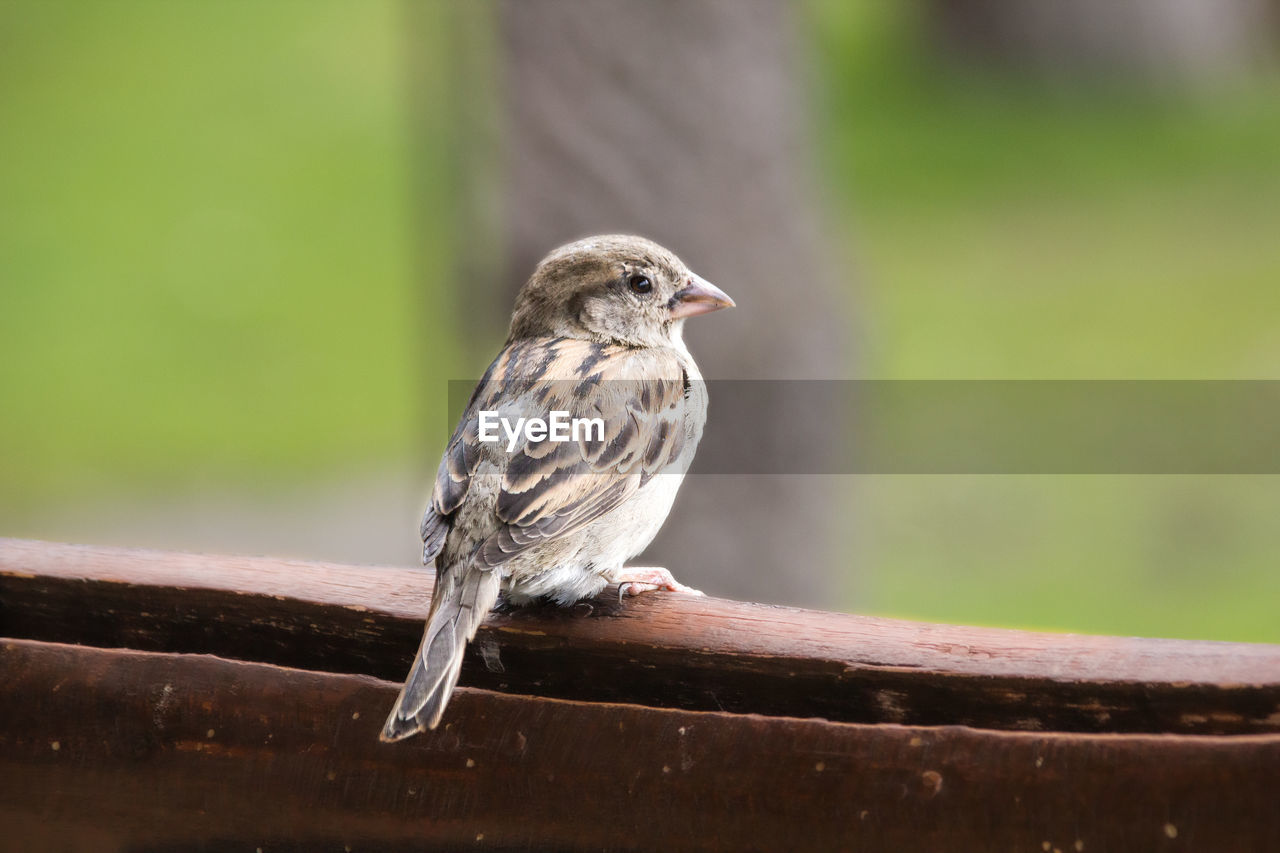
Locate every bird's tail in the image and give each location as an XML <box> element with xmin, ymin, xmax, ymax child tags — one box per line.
<box><xmin>380</xmin><ymin>564</ymin><xmax>502</xmax><ymax>742</ymax></box>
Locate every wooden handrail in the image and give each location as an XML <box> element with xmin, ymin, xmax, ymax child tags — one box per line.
<box><xmin>3</xmin><ymin>538</ymin><xmax>1278</xmax><ymax>734</ymax></box>
<box><xmin>2</xmin><ymin>537</ymin><xmax>1279</xmax><ymax>851</ymax></box>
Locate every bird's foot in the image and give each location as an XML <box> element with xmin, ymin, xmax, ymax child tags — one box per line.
<box><xmin>605</xmin><ymin>566</ymin><xmax>704</xmax><ymax>600</ymax></box>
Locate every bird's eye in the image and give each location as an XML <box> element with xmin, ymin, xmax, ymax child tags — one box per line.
<box><xmin>628</xmin><ymin>274</ymin><xmax>653</xmax><ymax>295</ymax></box>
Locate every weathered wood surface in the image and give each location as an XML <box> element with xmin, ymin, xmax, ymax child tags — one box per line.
<box><xmin>2</xmin><ymin>538</ymin><xmax>1280</xmax><ymax>736</ymax></box>
<box><xmin>2</xmin><ymin>638</ymin><xmax>1278</xmax><ymax>853</ymax></box>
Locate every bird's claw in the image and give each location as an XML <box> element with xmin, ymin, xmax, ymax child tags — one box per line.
<box><xmin>607</xmin><ymin>567</ymin><xmax>704</xmax><ymax>600</ymax></box>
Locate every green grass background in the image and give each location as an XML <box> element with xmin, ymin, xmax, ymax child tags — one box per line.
<box><xmin>0</xmin><ymin>0</ymin><xmax>455</xmax><ymax>509</ymax></box>
<box><xmin>2</xmin><ymin>0</ymin><xmax>1277</xmax><ymax>641</ymax></box>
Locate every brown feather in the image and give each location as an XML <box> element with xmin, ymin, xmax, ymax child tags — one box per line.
<box><xmin>422</xmin><ymin>337</ymin><xmax>688</xmax><ymax>568</ymax></box>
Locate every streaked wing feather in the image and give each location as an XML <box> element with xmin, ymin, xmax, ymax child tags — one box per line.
<box><xmin>422</xmin><ymin>337</ymin><xmax>687</xmax><ymax>568</ymax></box>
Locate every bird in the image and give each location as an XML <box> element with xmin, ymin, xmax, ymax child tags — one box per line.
<box><xmin>380</xmin><ymin>234</ymin><xmax>734</xmax><ymax>742</ymax></box>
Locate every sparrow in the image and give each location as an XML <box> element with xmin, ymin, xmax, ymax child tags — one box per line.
<box><xmin>381</xmin><ymin>234</ymin><xmax>734</xmax><ymax>742</ymax></box>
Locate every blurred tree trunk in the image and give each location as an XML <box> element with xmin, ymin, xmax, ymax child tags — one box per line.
<box><xmin>926</xmin><ymin>0</ymin><xmax>1277</xmax><ymax>84</ymax></box>
<box><xmin>438</xmin><ymin>0</ymin><xmax>850</xmax><ymax>606</ymax></box>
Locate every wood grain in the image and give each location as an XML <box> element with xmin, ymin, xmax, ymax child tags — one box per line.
<box><xmin>2</xmin><ymin>538</ymin><xmax>1279</xmax><ymax>736</ymax></box>
<box><xmin>2</xmin><ymin>638</ymin><xmax>1277</xmax><ymax>853</ymax></box>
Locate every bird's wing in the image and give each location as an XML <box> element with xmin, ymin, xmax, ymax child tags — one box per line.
<box><xmin>419</xmin><ymin>336</ymin><xmax>689</xmax><ymax>567</ymax></box>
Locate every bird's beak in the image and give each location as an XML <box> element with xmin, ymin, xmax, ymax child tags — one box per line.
<box><xmin>669</xmin><ymin>273</ymin><xmax>736</xmax><ymax>319</ymax></box>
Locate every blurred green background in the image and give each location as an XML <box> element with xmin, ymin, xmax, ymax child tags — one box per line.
<box><xmin>2</xmin><ymin>0</ymin><xmax>1278</xmax><ymax>641</ymax></box>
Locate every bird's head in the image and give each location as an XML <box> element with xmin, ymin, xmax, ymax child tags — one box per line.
<box><xmin>508</xmin><ymin>235</ymin><xmax>735</xmax><ymax>348</ymax></box>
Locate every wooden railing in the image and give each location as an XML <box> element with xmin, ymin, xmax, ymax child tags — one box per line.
<box><xmin>2</xmin><ymin>538</ymin><xmax>1278</xmax><ymax>851</ymax></box>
